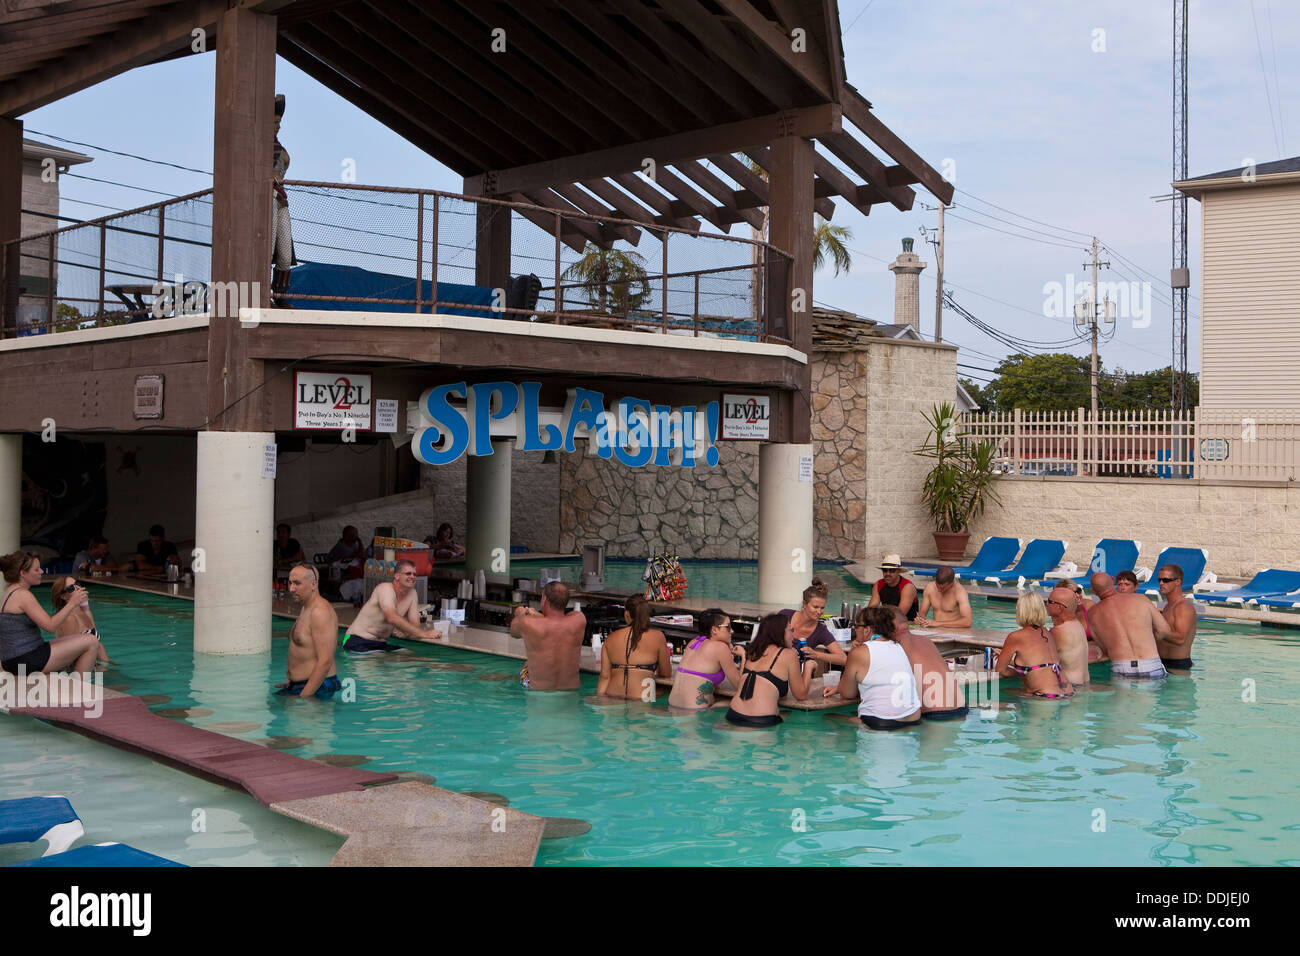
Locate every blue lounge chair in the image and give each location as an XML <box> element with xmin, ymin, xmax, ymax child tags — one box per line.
<box><xmin>978</xmin><ymin>539</ymin><xmax>1067</xmax><ymax>588</ymax></box>
<box><xmin>1142</xmin><ymin>547</ymin><xmax>1210</xmax><ymax>596</ymax></box>
<box><xmin>0</xmin><ymin>796</ymin><xmax>84</xmax><ymax>857</ymax></box>
<box><xmin>1193</xmin><ymin>569</ymin><xmax>1300</xmax><ymax>605</ymax></box>
<box><xmin>1071</xmin><ymin>539</ymin><xmax>1141</xmax><ymax>587</ymax></box>
<box><xmin>10</xmin><ymin>842</ymin><xmax>185</xmax><ymax>867</ymax></box>
<box><xmin>921</xmin><ymin>537</ymin><xmax>1021</xmax><ymax>580</ymax></box>
<box><xmin>1252</xmin><ymin>591</ymin><xmax>1300</xmax><ymax>610</ymax></box>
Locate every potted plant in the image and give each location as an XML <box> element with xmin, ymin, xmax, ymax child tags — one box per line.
<box><xmin>915</xmin><ymin>402</ymin><xmax>1002</xmax><ymax>561</ymax></box>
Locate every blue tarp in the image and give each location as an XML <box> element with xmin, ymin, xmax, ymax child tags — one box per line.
<box><xmin>286</xmin><ymin>261</ymin><xmax>498</xmax><ymax>318</ymax></box>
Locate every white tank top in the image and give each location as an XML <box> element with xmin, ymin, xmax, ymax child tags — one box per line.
<box><xmin>857</xmin><ymin>640</ymin><xmax>921</xmax><ymax>720</ymax></box>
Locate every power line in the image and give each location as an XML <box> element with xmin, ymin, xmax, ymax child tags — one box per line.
<box><xmin>1250</xmin><ymin>0</ymin><xmax>1283</xmax><ymax>158</ymax></box>
<box><xmin>26</xmin><ymin>129</ymin><xmax>213</xmax><ymax>176</ymax></box>
<box><xmin>953</xmin><ymin>187</ymin><xmax>1094</xmax><ymax>239</ymax></box>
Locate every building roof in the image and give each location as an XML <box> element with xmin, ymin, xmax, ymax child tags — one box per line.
<box><xmin>1175</xmin><ymin>155</ymin><xmax>1300</xmax><ymax>199</ymax></box>
<box><xmin>21</xmin><ymin>139</ymin><xmax>92</xmax><ymax>168</ymax></box>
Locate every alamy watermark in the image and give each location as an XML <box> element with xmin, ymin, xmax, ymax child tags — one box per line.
<box><xmin>0</xmin><ymin>667</ymin><xmax>104</xmax><ymax>718</ymax></box>
<box><xmin>1042</xmin><ymin>273</ymin><xmax>1153</xmax><ymax>328</ymax></box>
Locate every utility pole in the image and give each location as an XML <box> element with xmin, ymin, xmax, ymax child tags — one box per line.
<box><xmin>933</xmin><ymin>201</ymin><xmax>945</xmax><ymax>343</ymax></box>
<box><xmin>1081</xmin><ymin>237</ymin><xmax>1112</xmax><ymax>421</ymax></box>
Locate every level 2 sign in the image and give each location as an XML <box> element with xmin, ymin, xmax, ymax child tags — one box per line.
<box><xmin>295</xmin><ymin>371</ymin><xmax>372</xmax><ymax>430</ymax></box>
<box><xmin>721</xmin><ymin>393</ymin><xmax>770</xmax><ymax>440</ymax></box>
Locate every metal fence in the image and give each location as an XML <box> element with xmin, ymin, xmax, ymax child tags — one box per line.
<box><xmin>961</xmin><ymin>407</ymin><xmax>1300</xmax><ymax>482</ymax></box>
<box><xmin>3</xmin><ymin>182</ymin><xmax>792</xmax><ymax>343</ymax></box>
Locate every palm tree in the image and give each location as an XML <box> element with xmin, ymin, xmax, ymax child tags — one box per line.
<box><xmin>561</xmin><ymin>243</ymin><xmax>650</xmax><ymax>315</ymax></box>
<box><xmin>814</xmin><ymin>216</ymin><xmax>852</xmax><ymax>276</ymax></box>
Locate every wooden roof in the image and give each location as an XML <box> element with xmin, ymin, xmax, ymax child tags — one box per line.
<box><xmin>1</xmin><ymin>0</ymin><xmax>954</xmax><ymax>239</ymax></box>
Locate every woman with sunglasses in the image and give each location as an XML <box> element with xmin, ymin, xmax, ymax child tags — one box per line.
<box><xmin>668</xmin><ymin>608</ymin><xmax>743</xmax><ymax>710</ymax></box>
<box><xmin>1</xmin><ymin>552</ymin><xmax>100</xmax><ymax>675</ymax></box>
<box><xmin>51</xmin><ymin>574</ymin><xmax>112</xmax><ymax>666</ymax></box>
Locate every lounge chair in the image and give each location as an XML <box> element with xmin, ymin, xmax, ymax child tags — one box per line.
<box><xmin>0</xmin><ymin>796</ymin><xmax>84</xmax><ymax>857</ymax></box>
<box><xmin>917</xmin><ymin>536</ymin><xmax>1020</xmax><ymax>580</ymax></box>
<box><xmin>1193</xmin><ymin>569</ymin><xmax>1300</xmax><ymax>605</ymax></box>
<box><xmin>9</xmin><ymin>842</ymin><xmax>185</xmax><ymax>867</ymax></box>
<box><xmin>1252</xmin><ymin>591</ymin><xmax>1300</xmax><ymax>610</ymax></box>
<box><xmin>1070</xmin><ymin>539</ymin><xmax>1142</xmax><ymax>587</ymax></box>
<box><xmin>1142</xmin><ymin>547</ymin><xmax>1210</xmax><ymax>596</ymax></box>
<box><xmin>978</xmin><ymin>539</ymin><xmax>1067</xmax><ymax>588</ymax></box>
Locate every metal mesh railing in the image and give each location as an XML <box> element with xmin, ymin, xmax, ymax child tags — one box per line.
<box><xmin>3</xmin><ymin>182</ymin><xmax>792</xmax><ymax>343</ymax></box>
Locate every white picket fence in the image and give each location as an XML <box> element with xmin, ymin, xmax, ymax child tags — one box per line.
<box><xmin>959</xmin><ymin>407</ymin><xmax>1300</xmax><ymax>481</ymax></box>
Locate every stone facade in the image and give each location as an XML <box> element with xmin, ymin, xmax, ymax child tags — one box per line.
<box><xmin>558</xmin><ymin>441</ymin><xmax>761</xmax><ymax>559</ymax></box>
<box><xmin>811</xmin><ymin>349</ymin><xmax>867</xmax><ymax>562</ymax></box>
<box><xmin>967</xmin><ymin>476</ymin><xmax>1300</xmax><ymax>580</ymax></box>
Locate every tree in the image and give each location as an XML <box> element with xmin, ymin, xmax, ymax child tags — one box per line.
<box><xmin>561</xmin><ymin>243</ymin><xmax>650</xmax><ymax>315</ymax></box>
<box><xmin>985</xmin><ymin>352</ymin><xmax>1092</xmax><ymax>412</ymax></box>
<box><xmin>813</xmin><ymin>215</ymin><xmax>852</xmax><ymax>276</ymax></box>
<box><xmin>959</xmin><ymin>377</ymin><xmax>989</xmax><ymax>411</ymax></box>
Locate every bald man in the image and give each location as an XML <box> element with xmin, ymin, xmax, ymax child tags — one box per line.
<box><xmin>277</xmin><ymin>563</ymin><xmax>341</xmax><ymax>699</ymax></box>
<box><xmin>1046</xmin><ymin>586</ymin><xmax>1089</xmax><ymax>685</ymax></box>
<box><xmin>1088</xmin><ymin>572</ymin><xmax>1172</xmax><ymax>680</ymax></box>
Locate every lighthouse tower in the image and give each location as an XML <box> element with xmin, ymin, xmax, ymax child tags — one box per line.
<box><xmin>887</xmin><ymin>237</ymin><xmax>927</xmax><ymax>332</ymax></box>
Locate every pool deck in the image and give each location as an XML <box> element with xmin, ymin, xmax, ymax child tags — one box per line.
<box><xmin>1</xmin><ymin>674</ymin><xmax>545</xmax><ymax>866</ymax></box>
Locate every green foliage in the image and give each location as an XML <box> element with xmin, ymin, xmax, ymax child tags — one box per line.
<box><xmin>983</xmin><ymin>353</ymin><xmax>1200</xmax><ymax>412</ymax></box>
<box><xmin>959</xmin><ymin>377</ymin><xmax>989</xmax><ymax>411</ymax></box>
<box><xmin>562</xmin><ymin>243</ymin><xmax>650</xmax><ymax>315</ymax></box>
<box><xmin>813</xmin><ymin>215</ymin><xmax>852</xmax><ymax>276</ymax></box>
<box><xmin>915</xmin><ymin>402</ymin><xmax>1002</xmax><ymax>533</ymax></box>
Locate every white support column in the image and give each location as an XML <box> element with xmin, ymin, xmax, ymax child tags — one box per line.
<box><xmin>758</xmin><ymin>442</ymin><xmax>815</xmax><ymax>606</ymax></box>
<box><xmin>0</xmin><ymin>434</ymin><xmax>20</xmax><ymax>554</ymax></box>
<box><xmin>194</xmin><ymin>431</ymin><xmax>275</xmax><ymax>654</ymax></box>
<box><xmin>466</xmin><ymin>439</ymin><xmax>512</xmax><ymax>573</ymax></box>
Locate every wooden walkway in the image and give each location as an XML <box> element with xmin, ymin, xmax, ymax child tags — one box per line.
<box><xmin>10</xmin><ymin>695</ymin><xmax>397</xmax><ymax>805</ymax></box>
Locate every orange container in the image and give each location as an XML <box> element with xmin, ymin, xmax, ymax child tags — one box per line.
<box><xmin>396</xmin><ymin>549</ymin><xmax>434</xmax><ymax>576</ymax></box>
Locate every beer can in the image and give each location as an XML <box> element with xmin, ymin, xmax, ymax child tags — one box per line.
<box><xmin>983</xmin><ymin>647</ymin><xmax>994</xmax><ymax>670</ymax></box>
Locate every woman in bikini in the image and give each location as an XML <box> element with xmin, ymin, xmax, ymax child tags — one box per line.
<box><xmin>597</xmin><ymin>594</ymin><xmax>672</xmax><ymax>699</ymax></box>
<box><xmin>51</xmin><ymin>575</ymin><xmax>112</xmax><ymax>666</ymax></box>
<box><xmin>997</xmin><ymin>591</ymin><xmax>1074</xmax><ymax>699</ymax></box>
<box><xmin>668</xmin><ymin>608</ymin><xmax>743</xmax><ymax>710</ymax></box>
<box><xmin>726</xmin><ymin>613</ymin><xmax>812</xmax><ymax>727</ymax></box>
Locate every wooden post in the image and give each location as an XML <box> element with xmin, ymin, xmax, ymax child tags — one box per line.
<box><xmin>661</xmin><ymin>228</ymin><xmax>668</xmax><ymax>332</ymax></box>
<box><xmin>766</xmin><ymin>134</ymin><xmax>815</xmax><ymax>445</ymax></box>
<box><xmin>157</xmin><ymin>205</ymin><xmax>166</xmax><ymax>286</ymax></box>
<box><xmin>0</xmin><ymin>117</ymin><xmax>19</xmax><ymax>338</ymax></box>
<box><xmin>208</xmin><ymin>4</ymin><xmax>275</xmax><ymax>432</ymax></box>
<box><xmin>45</xmin><ymin>235</ymin><xmax>55</xmax><ymax>332</ymax></box>
<box><xmin>97</xmin><ymin>222</ymin><xmax>106</xmax><ymax>324</ymax></box>
<box><xmin>554</xmin><ymin>211</ymin><xmax>563</xmax><ymax>323</ymax></box>
<box><xmin>475</xmin><ymin>198</ymin><xmax>511</xmax><ymax>317</ymax></box>
<box><xmin>693</xmin><ymin>271</ymin><xmax>700</xmax><ymax>337</ymax></box>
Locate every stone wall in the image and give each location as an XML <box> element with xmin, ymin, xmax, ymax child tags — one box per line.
<box><xmin>861</xmin><ymin>338</ymin><xmax>963</xmax><ymax>566</ymax></box>
<box><xmin>811</xmin><ymin>348</ymin><xmax>867</xmax><ymax>561</ymax></box>
<box><xmin>967</xmin><ymin>476</ymin><xmax>1300</xmax><ymax>579</ymax></box>
<box><xmin>558</xmin><ymin>441</ymin><xmax>760</xmax><ymax>558</ymax></box>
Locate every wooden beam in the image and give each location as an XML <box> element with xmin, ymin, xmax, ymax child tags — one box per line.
<box><xmin>377</xmin><ymin>1</ymin><xmax>593</xmax><ymax>155</ymax></box>
<box><xmin>548</xmin><ymin>0</ymin><xmax>721</xmax><ymax>128</ymax></box>
<box><xmin>672</xmin><ymin>159</ymin><xmax>765</xmax><ymax>229</ymax></box>
<box><xmin>605</xmin><ymin>0</ymin><xmax>763</xmax><ymax>115</ymax></box>
<box><xmin>509</xmin><ymin>200</ymin><xmax>587</xmax><ymax>254</ymax></box>
<box><xmin>842</xmin><ymin>86</ymin><xmax>954</xmax><ymax>204</ymax></box>
<box><xmin>710</xmin><ymin>150</ymin><xmax>835</xmax><ymax>219</ymax></box>
<box><xmin>511</xmin><ymin>1</ymin><xmax>688</xmax><ymax>133</ymax></box>
<box><xmin>0</xmin><ymin>0</ymin><xmax>229</xmax><ymax>115</ymax></box>
<box><xmin>711</xmin><ymin>0</ymin><xmax>834</xmax><ymax>101</ymax></box>
<box><xmin>443</xmin><ymin>0</ymin><xmax>663</xmax><ymax>144</ymax></box>
<box><xmin>465</xmin><ymin>104</ymin><xmax>841</xmax><ymax>196</ymax></box>
<box><xmin>609</xmin><ymin>173</ymin><xmax>703</xmax><ymax>230</ymax></box>
<box><xmin>208</xmin><ymin>3</ymin><xmax>274</xmax><ymax>432</ymax></box>
<box><xmin>818</xmin><ymin>129</ymin><xmax>916</xmax><ymax>210</ymax></box>
<box><xmin>334</xmin><ymin>6</ymin><xmax>554</xmax><ymax>164</ymax></box>
<box><xmin>579</xmin><ymin>177</ymin><xmax>701</xmax><ymax>232</ymax></box>
<box><xmin>518</xmin><ymin>190</ymin><xmax>607</xmax><ymax>247</ymax></box>
<box><xmin>1</xmin><ymin>116</ymin><xmax>21</xmax><ymax>337</ymax></box>
<box><xmin>745</xmin><ymin>143</ymin><xmax>883</xmax><ymax>215</ymax></box>
<box><xmin>286</xmin><ymin>23</ymin><xmax>498</xmax><ymax>172</ymax></box>
<box><xmin>766</xmin><ymin>133</ymin><xmax>814</xmax><ymax>442</ymax></box>
<box><xmin>550</xmin><ymin>183</ymin><xmax>643</xmax><ymax>246</ymax></box>
<box><xmin>276</xmin><ymin>38</ymin><xmax>454</xmax><ymax>170</ymax></box>
<box><xmin>654</xmin><ymin>0</ymin><xmax>796</xmax><ymax>108</ymax></box>
<box><xmin>885</xmin><ymin>165</ymin><xmax>921</xmax><ymax>187</ymax></box>
<box><xmin>646</xmin><ymin>166</ymin><xmax>739</xmax><ymax>232</ymax></box>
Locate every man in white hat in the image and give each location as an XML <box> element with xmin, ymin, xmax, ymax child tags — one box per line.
<box><xmin>867</xmin><ymin>553</ymin><xmax>919</xmax><ymax>621</ymax></box>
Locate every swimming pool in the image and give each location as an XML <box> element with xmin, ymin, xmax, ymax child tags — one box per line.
<box><xmin>4</xmin><ymin>585</ymin><xmax>1297</xmax><ymax>866</ymax></box>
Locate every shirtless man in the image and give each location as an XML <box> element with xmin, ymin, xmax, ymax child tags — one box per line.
<box><xmin>341</xmin><ymin>559</ymin><xmax>436</xmax><ymax>652</ymax></box>
<box><xmin>509</xmin><ymin>581</ymin><xmax>586</xmax><ymax>691</ymax></box>
<box><xmin>277</xmin><ymin>564</ymin><xmax>341</xmax><ymax>699</ymax></box>
<box><xmin>916</xmin><ymin>566</ymin><xmax>973</xmax><ymax>629</ymax></box>
<box><xmin>1046</xmin><ymin>586</ymin><xmax>1089</xmax><ymax>685</ymax></box>
<box><xmin>891</xmin><ymin>608</ymin><xmax>967</xmax><ymax>720</ymax></box>
<box><xmin>1088</xmin><ymin>572</ymin><xmax>1173</xmax><ymax>680</ymax></box>
<box><xmin>1156</xmin><ymin>564</ymin><xmax>1198</xmax><ymax>670</ymax></box>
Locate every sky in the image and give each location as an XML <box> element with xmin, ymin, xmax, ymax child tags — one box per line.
<box><xmin>20</xmin><ymin>0</ymin><xmax>1298</xmax><ymax>389</ymax></box>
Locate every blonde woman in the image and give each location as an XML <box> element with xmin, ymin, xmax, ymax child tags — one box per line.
<box><xmin>51</xmin><ymin>575</ymin><xmax>112</xmax><ymax>665</ymax></box>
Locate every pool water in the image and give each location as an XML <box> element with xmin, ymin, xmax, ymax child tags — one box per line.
<box><xmin>5</xmin><ymin>585</ymin><xmax>1298</xmax><ymax>866</ymax></box>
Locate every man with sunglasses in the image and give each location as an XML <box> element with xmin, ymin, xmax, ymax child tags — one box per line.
<box><xmin>1045</xmin><ymin>587</ymin><xmax>1089</xmax><ymax>685</ymax></box>
<box><xmin>1156</xmin><ymin>564</ymin><xmax>1197</xmax><ymax>670</ymax></box>
<box><xmin>1088</xmin><ymin>572</ymin><xmax>1173</xmax><ymax>680</ymax></box>
<box><xmin>340</xmin><ymin>559</ymin><xmax>435</xmax><ymax>652</ymax></box>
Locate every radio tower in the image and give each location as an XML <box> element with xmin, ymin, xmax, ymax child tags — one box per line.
<box><xmin>1172</xmin><ymin>0</ymin><xmax>1189</xmax><ymax>414</ymax></box>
